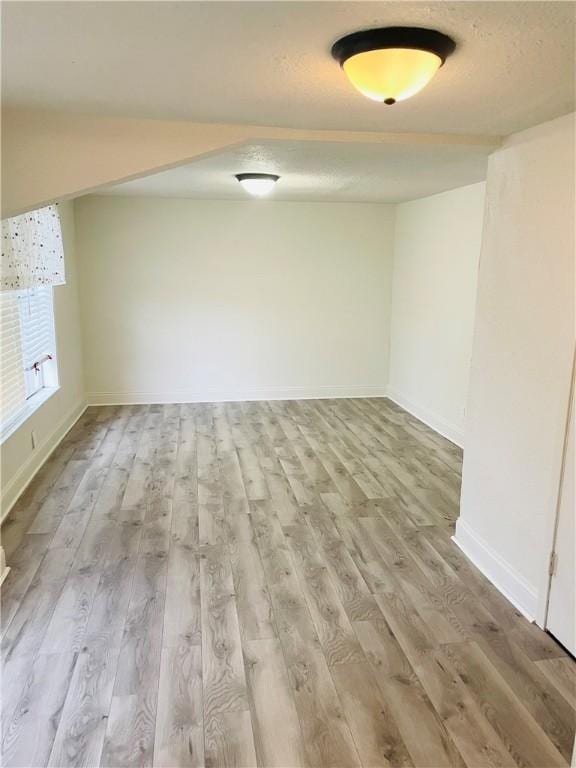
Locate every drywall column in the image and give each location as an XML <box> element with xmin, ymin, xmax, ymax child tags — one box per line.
<box><xmin>1</xmin><ymin>109</ymin><xmax>499</xmax><ymax>217</ymax></box>
<box><xmin>388</xmin><ymin>182</ymin><xmax>486</xmax><ymax>445</ymax></box>
<box><xmin>455</xmin><ymin>113</ymin><xmax>575</xmax><ymax>621</ymax></box>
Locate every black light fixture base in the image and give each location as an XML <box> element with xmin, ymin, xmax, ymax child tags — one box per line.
<box><xmin>331</xmin><ymin>26</ymin><xmax>456</xmax><ymax>67</ymax></box>
<box><xmin>235</xmin><ymin>173</ymin><xmax>280</xmax><ymax>182</ymax></box>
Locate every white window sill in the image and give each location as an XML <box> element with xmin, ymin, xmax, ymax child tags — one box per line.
<box><xmin>0</xmin><ymin>386</ymin><xmax>60</xmax><ymax>445</ymax></box>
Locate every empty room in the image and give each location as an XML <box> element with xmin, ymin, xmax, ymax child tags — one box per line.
<box><xmin>0</xmin><ymin>2</ymin><xmax>575</xmax><ymax>767</ymax></box>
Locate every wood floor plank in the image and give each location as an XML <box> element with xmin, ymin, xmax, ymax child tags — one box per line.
<box><xmin>291</xmin><ymin>434</ymin><xmax>337</xmax><ymax>496</ymax></box>
<box><xmin>326</xmin><ymin>497</ymin><xmax>396</xmax><ymax>593</ymax></box>
<box><xmin>171</xmin><ymin>405</ymin><xmax>199</xmax><ymax>549</ymax></box>
<box><xmin>139</xmin><ymin>405</ymin><xmax>179</xmax><ymax>558</ymax></box>
<box><xmin>413</xmin><ymin>649</ymin><xmax>519</xmax><ymax>768</ymax></box>
<box><xmin>536</xmin><ymin>657</ymin><xmax>576</xmax><ymax>710</ymax></box>
<box><xmin>253</xmin><ymin>436</ymin><xmax>301</xmax><ymax>526</ymax></box>
<box><xmin>49</xmin><ymin>412</ymin><xmax>133</xmax><ymax>552</ymax></box>
<box><xmin>120</xmin><ymin>409</ymin><xmax>163</xmax><ymax>513</ymax></box>
<box><xmin>2</xmin><ymin>547</ymin><xmax>75</xmax><ymax>661</ymax></box>
<box><xmin>365</xmin><ymin>521</ymin><xmax>466</xmax><ymax>645</ymax></box>
<box><xmin>2</xmin><ymin>652</ymin><xmax>77</xmax><ymax>768</ymax></box>
<box><xmin>473</xmin><ymin>628</ymin><xmax>576</xmax><ymax>761</ymax></box>
<box><xmin>72</xmin><ymin>407</ymin><xmax>117</xmax><ymax>461</ymax></box>
<box><xmin>284</xmin><ymin>521</ymin><xmax>365</xmax><ymax>666</ymax></box>
<box><xmin>236</xmin><ymin>445</ymin><xmax>269</xmax><ymax>501</ymax></box>
<box><xmin>199</xmin><ymin>499</ymin><xmax>228</xmax><ymax>547</ymax></box>
<box><xmin>74</xmin><ymin>504</ymin><xmax>143</xmax><ymax>568</ymax></box>
<box><xmin>421</xmin><ymin>525</ymin><xmax>526</xmax><ymax>632</ymax></box>
<box><xmin>46</xmin><ymin>558</ymin><xmax>137</xmax><ymax>768</ymax></box>
<box><xmin>101</xmin><ymin>553</ymin><xmax>167</xmax><ymax>768</ymax></box>
<box><xmin>1</xmin><ymin>399</ymin><xmax>573</xmax><ymax>768</ymax></box>
<box><xmin>397</xmin><ymin>527</ymin><xmax>498</xmax><ymax>642</ymax></box>
<box><xmin>1</xmin><ymin>533</ymin><xmax>52</xmax><ymax>634</ymax></box>
<box><xmin>243</xmin><ymin>637</ymin><xmax>306</xmax><ymax>768</ymax></box>
<box><xmin>330</xmin><ymin>661</ymin><xmax>414</xmax><ymax>767</ymax></box>
<box><xmin>300</xmin><ymin>429</ymin><xmax>368</xmax><ymax>503</ymax></box>
<box><xmin>277</xmin><ymin>448</ymin><xmax>317</xmax><ymax>507</ymax></box>
<box><xmin>200</xmin><ymin>544</ymin><xmax>250</xmax><ymax>719</ymax></box>
<box><xmin>83</xmin><ymin>556</ymin><xmax>137</xmax><ymax>648</ymax></box>
<box><xmin>228</xmin><ymin>503</ymin><xmax>275</xmax><ymax>642</ymax></box>
<box><xmin>153</xmin><ymin>644</ymin><xmax>204</xmax><ymax>768</ymax></box>
<box><xmin>197</xmin><ymin>409</ymin><xmax>221</xmax><ymax>506</ymax></box>
<box><xmin>203</xmin><ymin>709</ymin><xmax>257</xmax><ymax>768</ymax></box>
<box><xmin>163</xmin><ymin>542</ymin><xmax>201</xmax><ymax>647</ymax></box>
<box><xmin>2</xmin><ymin>441</ymin><xmax>79</xmax><ymax>559</ymax></box>
<box><xmin>215</xmin><ymin>405</ymin><xmax>248</xmax><ymax>501</ymax></box>
<box><xmin>47</xmin><ymin>643</ymin><xmax>122</xmax><ymax>768</ymax></box>
<box><xmin>443</xmin><ymin>641</ymin><xmax>568</xmax><ymax>767</ymax></box>
<box><xmin>27</xmin><ymin>459</ymin><xmax>90</xmax><ymax>535</ymax></box>
<box><xmin>353</xmin><ymin>619</ymin><xmax>465</xmax><ymax>767</ymax></box>
<box><xmin>351</xmin><ymin>399</ymin><xmax>461</xmax><ymax>511</ymax></box>
<box><xmin>312</xmin><ymin>403</ymin><xmax>388</xmax><ymax>499</ymax></box>
<box><xmin>1</xmin><ymin>654</ymin><xmax>32</xmax><ymax>747</ymax></box>
<box><xmin>374</xmin><ymin>586</ymin><xmax>522</xmax><ymax>768</ymax></box>
<box><xmin>39</xmin><ymin>562</ymin><xmax>101</xmax><ymax>654</ymax></box>
<box><xmin>250</xmin><ymin>500</ymin><xmax>362</xmax><ymax>768</ymax></box>
<box><xmin>305</xmin><ymin>503</ymin><xmax>382</xmax><ymax>621</ymax></box>
<box><xmin>73</xmin><ymin>409</ymin><xmax>150</xmax><ymax>568</ymax></box>
<box><xmin>171</xmin><ymin>499</ymin><xmax>199</xmax><ymax>550</ymax></box>
<box><xmin>509</xmin><ymin>619</ymin><xmax>569</xmax><ymax>662</ymax></box>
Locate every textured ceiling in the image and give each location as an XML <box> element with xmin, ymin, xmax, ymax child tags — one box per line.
<box><xmin>2</xmin><ymin>1</ymin><xmax>575</xmax><ymax>136</ymax></box>
<box><xmin>98</xmin><ymin>140</ymin><xmax>490</xmax><ymax>203</ymax></box>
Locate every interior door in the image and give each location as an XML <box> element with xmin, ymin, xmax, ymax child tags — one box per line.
<box><xmin>546</xmin><ymin>362</ymin><xmax>575</xmax><ymax>655</ymax></box>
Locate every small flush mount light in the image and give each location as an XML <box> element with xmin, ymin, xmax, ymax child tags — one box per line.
<box><xmin>235</xmin><ymin>173</ymin><xmax>280</xmax><ymax>197</ymax></box>
<box><xmin>331</xmin><ymin>26</ymin><xmax>456</xmax><ymax>104</ymax></box>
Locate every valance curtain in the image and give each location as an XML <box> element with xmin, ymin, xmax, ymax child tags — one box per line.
<box><xmin>1</xmin><ymin>204</ymin><xmax>65</xmax><ymax>291</ymax></box>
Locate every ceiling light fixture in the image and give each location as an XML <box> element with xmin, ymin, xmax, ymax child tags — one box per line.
<box><xmin>235</xmin><ymin>173</ymin><xmax>280</xmax><ymax>197</ymax></box>
<box><xmin>332</xmin><ymin>27</ymin><xmax>456</xmax><ymax>104</ymax></box>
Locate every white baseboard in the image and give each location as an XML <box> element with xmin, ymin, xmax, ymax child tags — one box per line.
<box><xmin>453</xmin><ymin>518</ymin><xmax>538</xmax><ymax>621</ymax></box>
<box><xmin>386</xmin><ymin>388</ymin><xmax>464</xmax><ymax>447</ymax></box>
<box><xmin>1</xmin><ymin>400</ymin><xmax>88</xmax><ymax>524</ymax></box>
<box><xmin>87</xmin><ymin>386</ymin><xmax>388</xmax><ymax>406</ymax></box>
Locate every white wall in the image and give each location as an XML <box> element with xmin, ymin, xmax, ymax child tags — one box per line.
<box><xmin>388</xmin><ymin>182</ymin><xmax>486</xmax><ymax>445</ymax></box>
<box><xmin>74</xmin><ymin>197</ymin><xmax>395</xmax><ymax>403</ymax></box>
<box><xmin>456</xmin><ymin>113</ymin><xmax>575</xmax><ymax>621</ymax></box>
<box><xmin>1</xmin><ymin>200</ymin><xmax>86</xmax><ymax>515</ymax></box>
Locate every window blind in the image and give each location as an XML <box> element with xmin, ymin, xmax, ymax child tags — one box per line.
<box><xmin>0</xmin><ymin>286</ymin><xmax>56</xmax><ymax>435</ymax></box>
<box><xmin>19</xmin><ymin>288</ymin><xmax>56</xmax><ymax>397</ymax></box>
<box><xmin>0</xmin><ymin>291</ymin><xmax>26</xmax><ymax>426</ymax></box>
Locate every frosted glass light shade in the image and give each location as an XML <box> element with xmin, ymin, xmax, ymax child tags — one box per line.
<box><xmin>332</xmin><ymin>27</ymin><xmax>456</xmax><ymax>105</ymax></box>
<box><xmin>235</xmin><ymin>173</ymin><xmax>280</xmax><ymax>197</ymax></box>
<box><xmin>343</xmin><ymin>48</ymin><xmax>442</xmax><ymax>103</ymax></box>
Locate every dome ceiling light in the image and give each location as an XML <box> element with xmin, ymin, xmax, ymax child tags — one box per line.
<box><xmin>235</xmin><ymin>173</ymin><xmax>280</xmax><ymax>197</ymax></box>
<box><xmin>331</xmin><ymin>26</ymin><xmax>456</xmax><ymax>105</ymax></box>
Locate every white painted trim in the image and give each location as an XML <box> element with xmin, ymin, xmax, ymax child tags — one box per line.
<box><xmin>0</xmin><ymin>386</ymin><xmax>60</xmax><ymax>445</ymax></box>
<box><xmin>87</xmin><ymin>386</ymin><xmax>388</xmax><ymax>406</ymax></box>
<box><xmin>536</xmin><ymin>346</ymin><xmax>575</xmax><ymax>629</ymax></box>
<box><xmin>0</xmin><ymin>547</ymin><xmax>9</xmax><ymax>588</ymax></box>
<box><xmin>0</xmin><ymin>399</ymin><xmax>88</xmax><ymax>524</ymax></box>
<box><xmin>386</xmin><ymin>387</ymin><xmax>464</xmax><ymax>447</ymax></box>
<box><xmin>453</xmin><ymin>518</ymin><xmax>538</xmax><ymax>621</ymax></box>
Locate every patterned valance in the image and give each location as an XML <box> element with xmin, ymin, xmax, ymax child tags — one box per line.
<box><xmin>1</xmin><ymin>204</ymin><xmax>65</xmax><ymax>292</ymax></box>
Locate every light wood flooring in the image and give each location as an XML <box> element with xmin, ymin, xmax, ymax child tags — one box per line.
<box><xmin>1</xmin><ymin>399</ymin><xmax>575</xmax><ymax>768</ymax></box>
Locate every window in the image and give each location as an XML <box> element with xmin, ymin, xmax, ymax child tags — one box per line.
<box><xmin>0</xmin><ymin>286</ymin><xmax>58</xmax><ymax>440</ymax></box>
